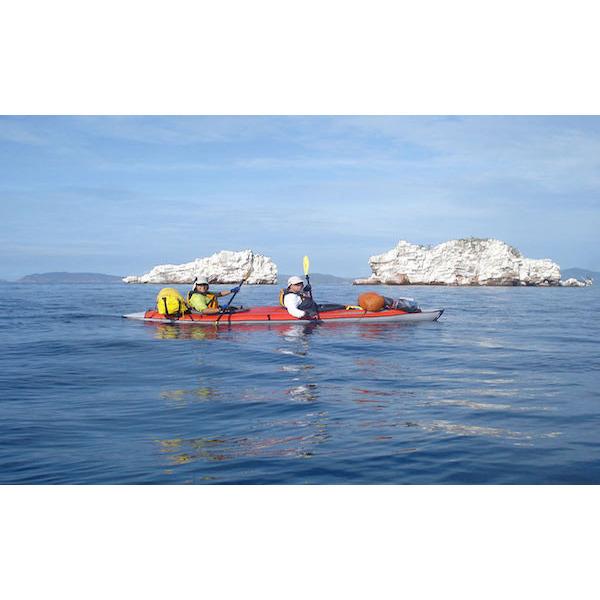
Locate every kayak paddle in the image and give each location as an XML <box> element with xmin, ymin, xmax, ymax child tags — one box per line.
<box><xmin>215</xmin><ymin>266</ymin><xmax>252</xmax><ymax>325</ymax></box>
<box><xmin>303</xmin><ymin>255</ymin><xmax>320</xmax><ymax>320</ymax></box>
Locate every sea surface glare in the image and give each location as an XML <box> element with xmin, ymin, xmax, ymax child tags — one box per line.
<box><xmin>1</xmin><ymin>282</ymin><xmax>599</xmax><ymax>484</ymax></box>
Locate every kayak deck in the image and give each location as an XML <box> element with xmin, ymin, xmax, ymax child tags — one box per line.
<box><xmin>123</xmin><ymin>306</ymin><xmax>444</xmax><ymax>325</ymax></box>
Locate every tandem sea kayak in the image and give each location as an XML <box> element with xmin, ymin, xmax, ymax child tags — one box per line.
<box><xmin>123</xmin><ymin>306</ymin><xmax>444</xmax><ymax>325</ymax></box>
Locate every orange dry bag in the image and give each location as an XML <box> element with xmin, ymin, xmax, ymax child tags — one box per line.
<box><xmin>358</xmin><ymin>292</ymin><xmax>385</xmax><ymax>312</ymax></box>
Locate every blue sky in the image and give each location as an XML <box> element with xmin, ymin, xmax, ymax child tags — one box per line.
<box><xmin>1</xmin><ymin>115</ymin><xmax>599</xmax><ymax>279</ymax></box>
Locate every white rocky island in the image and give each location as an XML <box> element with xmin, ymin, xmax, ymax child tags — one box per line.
<box><xmin>123</xmin><ymin>249</ymin><xmax>277</xmax><ymax>284</ymax></box>
<box><xmin>560</xmin><ymin>277</ymin><xmax>593</xmax><ymax>287</ymax></box>
<box><xmin>354</xmin><ymin>239</ymin><xmax>589</xmax><ymax>286</ymax></box>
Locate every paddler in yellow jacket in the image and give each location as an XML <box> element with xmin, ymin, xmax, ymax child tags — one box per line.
<box><xmin>187</xmin><ymin>277</ymin><xmax>241</xmax><ymax>314</ymax></box>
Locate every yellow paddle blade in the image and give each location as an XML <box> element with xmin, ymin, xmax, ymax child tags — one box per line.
<box><xmin>303</xmin><ymin>255</ymin><xmax>310</xmax><ymax>276</ymax></box>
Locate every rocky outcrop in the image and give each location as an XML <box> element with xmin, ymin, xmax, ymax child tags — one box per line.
<box><xmin>353</xmin><ymin>239</ymin><xmax>562</xmax><ymax>286</ymax></box>
<box><xmin>123</xmin><ymin>249</ymin><xmax>277</xmax><ymax>284</ymax></box>
<box><xmin>560</xmin><ymin>277</ymin><xmax>593</xmax><ymax>287</ymax></box>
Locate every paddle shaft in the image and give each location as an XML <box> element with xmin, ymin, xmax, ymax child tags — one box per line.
<box><xmin>303</xmin><ymin>255</ymin><xmax>320</xmax><ymax>320</ymax></box>
<box><xmin>215</xmin><ymin>276</ymin><xmax>246</xmax><ymax>324</ymax></box>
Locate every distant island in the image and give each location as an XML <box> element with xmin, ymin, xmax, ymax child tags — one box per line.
<box><xmin>4</xmin><ymin>270</ymin><xmax>362</xmax><ymax>284</ymax></box>
<box><xmin>17</xmin><ymin>272</ymin><xmax>123</xmax><ymax>283</ymax></box>
<box><xmin>561</xmin><ymin>268</ymin><xmax>599</xmax><ymax>281</ymax></box>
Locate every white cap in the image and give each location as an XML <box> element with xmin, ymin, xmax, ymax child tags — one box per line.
<box><xmin>287</xmin><ymin>275</ymin><xmax>304</xmax><ymax>286</ymax></box>
<box><xmin>195</xmin><ymin>277</ymin><xmax>209</xmax><ymax>285</ymax></box>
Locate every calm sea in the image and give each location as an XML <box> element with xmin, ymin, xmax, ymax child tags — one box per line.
<box><xmin>1</xmin><ymin>282</ymin><xmax>598</xmax><ymax>484</ymax></box>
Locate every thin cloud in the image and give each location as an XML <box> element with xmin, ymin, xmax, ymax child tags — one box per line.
<box><xmin>0</xmin><ymin>117</ymin><xmax>47</xmax><ymax>145</ymax></box>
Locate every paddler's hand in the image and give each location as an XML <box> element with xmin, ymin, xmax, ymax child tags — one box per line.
<box><xmin>230</xmin><ymin>285</ymin><xmax>241</xmax><ymax>293</ymax></box>
<box><xmin>303</xmin><ymin>284</ymin><xmax>311</xmax><ymax>293</ymax></box>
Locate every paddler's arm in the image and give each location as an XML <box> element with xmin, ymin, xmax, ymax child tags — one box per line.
<box><xmin>217</xmin><ymin>285</ymin><xmax>242</xmax><ymax>298</ymax></box>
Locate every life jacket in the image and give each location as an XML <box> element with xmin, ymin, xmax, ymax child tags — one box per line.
<box><xmin>187</xmin><ymin>291</ymin><xmax>219</xmax><ymax>309</ymax></box>
<box><xmin>279</xmin><ymin>288</ymin><xmax>304</xmax><ymax>307</ymax></box>
<box><xmin>278</xmin><ymin>288</ymin><xmax>289</xmax><ymax>307</ymax></box>
<box><xmin>280</xmin><ymin>288</ymin><xmax>318</xmax><ymax>315</ymax></box>
<box><xmin>156</xmin><ymin>287</ymin><xmax>190</xmax><ymax>317</ymax></box>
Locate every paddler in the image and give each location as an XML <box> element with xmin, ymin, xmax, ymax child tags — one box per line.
<box><xmin>281</xmin><ymin>275</ymin><xmax>319</xmax><ymax>319</ymax></box>
<box><xmin>187</xmin><ymin>278</ymin><xmax>241</xmax><ymax>315</ymax></box>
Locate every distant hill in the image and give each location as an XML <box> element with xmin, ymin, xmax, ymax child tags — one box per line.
<box><xmin>278</xmin><ymin>272</ymin><xmax>354</xmax><ymax>284</ymax></box>
<box><xmin>17</xmin><ymin>272</ymin><xmax>123</xmax><ymax>284</ymax></box>
<box><xmin>562</xmin><ymin>268</ymin><xmax>598</xmax><ymax>280</ymax></box>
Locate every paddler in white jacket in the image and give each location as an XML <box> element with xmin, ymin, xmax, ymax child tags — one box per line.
<box><xmin>282</xmin><ymin>275</ymin><xmax>318</xmax><ymax>318</ymax></box>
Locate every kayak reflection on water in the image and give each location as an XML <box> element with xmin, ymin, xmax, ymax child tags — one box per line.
<box><xmin>142</xmin><ymin>320</ymin><xmax>322</xmax><ymax>341</ymax></box>
<box><xmin>141</xmin><ymin>318</ymin><xmax>428</xmax><ymax>343</ymax></box>
<box><xmin>144</xmin><ymin>322</ymin><xmax>220</xmax><ymax>340</ymax></box>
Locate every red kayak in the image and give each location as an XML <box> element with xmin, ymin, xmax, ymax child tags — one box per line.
<box><xmin>123</xmin><ymin>306</ymin><xmax>444</xmax><ymax>325</ymax></box>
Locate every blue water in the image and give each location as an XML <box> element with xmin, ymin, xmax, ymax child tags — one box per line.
<box><xmin>1</xmin><ymin>282</ymin><xmax>599</xmax><ymax>484</ymax></box>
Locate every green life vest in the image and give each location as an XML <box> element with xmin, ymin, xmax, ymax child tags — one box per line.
<box><xmin>187</xmin><ymin>291</ymin><xmax>219</xmax><ymax>311</ymax></box>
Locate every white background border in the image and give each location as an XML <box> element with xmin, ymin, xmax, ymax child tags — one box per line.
<box><xmin>2</xmin><ymin>1</ymin><xmax>599</xmax><ymax>598</ymax></box>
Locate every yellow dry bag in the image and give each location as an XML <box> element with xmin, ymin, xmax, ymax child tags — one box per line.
<box><xmin>156</xmin><ymin>287</ymin><xmax>189</xmax><ymax>317</ymax></box>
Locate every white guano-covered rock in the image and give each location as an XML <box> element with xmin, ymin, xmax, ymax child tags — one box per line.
<box><xmin>123</xmin><ymin>249</ymin><xmax>277</xmax><ymax>284</ymax></box>
<box><xmin>560</xmin><ymin>277</ymin><xmax>593</xmax><ymax>287</ymax></box>
<box><xmin>354</xmin><ymin>239</ymin><xmax>561</xmax><ymax>286</ymax></box>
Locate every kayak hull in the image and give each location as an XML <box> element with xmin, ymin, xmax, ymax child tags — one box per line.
<box><xmin>122</xmin><ymin>306</ymin><xmax>444</xmax><ymax>325</ymax></box>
